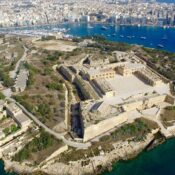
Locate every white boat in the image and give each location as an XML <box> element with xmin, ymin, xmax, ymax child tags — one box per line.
<box><xmin>101</xmin><ymin>26</ymin><xmax>108</xmax><ymax>30</ymax></box>
<box><xmin>140</xmin><ymin>36</ymin><xmax>146</xmax><ymax>40</ymax></box>
<box><xmin>157</xmin><ymin>44</ymin><xmax>164</xmax><ymax>48</ymax></box>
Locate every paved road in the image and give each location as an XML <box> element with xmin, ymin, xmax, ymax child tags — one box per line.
<box><xmin>9</xmin><ymin>98</ymin><xmax>91</xmax><ymax>149</ymax></box>
<box><xmin>3</xmin><ymin>44</ymin><xmax>28</xmax><ymax>98</ymax></box>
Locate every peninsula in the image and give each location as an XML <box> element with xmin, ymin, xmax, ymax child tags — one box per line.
<box><xmin>0</xmin><ymin>34</ymin><xmax>174</xmax><ymax>175</ymax></box>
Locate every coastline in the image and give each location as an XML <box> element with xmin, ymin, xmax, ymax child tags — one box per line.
<box><xmin>0</xmin><ymin>21</ymin><xmax>175</xmax><ymax>31</ymax></box>
<box><xmin>1</xmin><ymin>22</ymin><xmax>175</xmax><ymax>53</ymax></box>
<box><xmin>2</xmin><ymin>129</ymin><xmax>164</xmax><ymax>175</ymax></box>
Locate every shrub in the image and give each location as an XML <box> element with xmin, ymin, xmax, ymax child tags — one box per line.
<box><xmin>0</xmin><ymin>92</ymin><xmax>5</xmax><ymax>99</ymax></box>
<box><xmin>46</xmin><ymin>82</ymin><xmax>63</xmax><ymax>91</ymax></box>
<box><xmin>13</xmin><ymin>131</ymin><xmax>57</xmax><ymax>162</ymax></box>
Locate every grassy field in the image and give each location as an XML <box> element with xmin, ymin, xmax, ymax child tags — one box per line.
<box><xmin>13</xmin><ymin>130</ymin><xmax>64</xmax><ymax>164</ymax></box>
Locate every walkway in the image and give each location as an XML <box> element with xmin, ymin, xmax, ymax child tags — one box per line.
<box><xmin>9</xmin><ymin>44</ymin><xmax>28</xmax><ymax>79</ymax></box>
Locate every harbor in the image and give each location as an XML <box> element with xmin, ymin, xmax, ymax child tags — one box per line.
<box><xmin>1</xmin><ymin>23</ymin><xmax>175</xmax><ymax>52</ymax></box>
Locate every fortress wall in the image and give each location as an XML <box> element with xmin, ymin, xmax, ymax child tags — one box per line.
<box><xmin>83</xmin><ymin>113</ymin><xmax>127</xmax><ymax>142</ymax></box>
<box><xmin>74</xmin><ymin>76</ymin><xmax>92</xmax><ymax>100</ymax></box>
<box><xmin>165</xmin><ymin>95</ymin><xmax>175</xmax><ymax>105</ymax></box>
<box><xmin>63</xmin><ymin>84</ymin><xmax>70</xmax><ymax>130</ymax></box>
<box><xmin>59</xmin><ymin>66</ymin><xmax>75</xmax><ymax>83</ymax></box>
<box><xmin>74</xmin><ymin>75</ymin><xmax>99</xmax><ymax>100</ymax></box>
<box><xmin>122</xmin><ymin>101</ymin><xmax>143</xmax><ymax>112</ymax></box>
<box><xmin>123</xmin><ymin>94</ymin><xmax>168</xmax><ymax>112</ymax></box>
<box><xmin>147</xmin><ymin>95</ymin><xmax>167</xmax><ymax>107</ymax></box>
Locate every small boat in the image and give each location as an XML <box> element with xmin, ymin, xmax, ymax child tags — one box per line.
<box><xmin>127</xmin><ymin>36</ymin><xmax>132</xmax><ymax>39</ymax></box>
<box><xmin>120</xmin><ymin>35</ymin><xmax>124</xmax><ymax>38</ymax></box>
<box><xmin>140</xmin><ymin>36</ymin><xmax>146</xmax><ymax>40</ymax></box>
<box><xmin>101</xmin><ymin>26</ymin><xmax>108</xmax><ymax>30</ymax></box>
<box><xmin>157</xmin><ymin>44</ymin><xmax>164</xmax><ymax>48</ymax></box>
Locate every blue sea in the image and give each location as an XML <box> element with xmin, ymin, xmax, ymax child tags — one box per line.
<box><xmin>157</xmin><ymin>0</ymin><xmax>175</xmax><ymax>3</ymax></box>
<box><xmin>0</xmin><ymin>160</ymin><xmax>17</xmax><ymax>175</ymax></box>
<box><xmin>59</xmin><ymin>23</ymin><xmax>175</xmax><ymax>52</ymax></box>
<box><xmin>103</xmin><ymin>138</ymin><xmax>175</xmax><ymax>175</ymax></box>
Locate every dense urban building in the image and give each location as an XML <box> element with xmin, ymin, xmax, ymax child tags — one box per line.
<box><xmin>0</xmin><ymin>0</ymin><xmax>174</xmax><ymax>27</ymax></box>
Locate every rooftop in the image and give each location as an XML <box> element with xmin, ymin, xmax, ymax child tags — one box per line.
<box><xmin>6</xmin><ymin>103</ymin><xmax>21</xmax><ymax>113</ymax></box>
<box><xmin>103</xmin><ymin>74</ymin><xmax>169</xmax><ymax>105</ymax></box>
<box><xmin>14</xmin><ymin>113</ymin><xmax>31</xmax><ymax>125</ymax></box>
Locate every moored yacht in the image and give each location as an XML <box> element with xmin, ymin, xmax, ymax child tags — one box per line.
<box><xmin>157</xmin><ymin>44</ymin><xmax>164</xmax><ymax>48</ymax></box>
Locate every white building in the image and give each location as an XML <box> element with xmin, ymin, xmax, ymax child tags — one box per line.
<box><xmin>6</xmin><ymin>103</ymin><xmax>31</xmax><ymax>128</ymax></box>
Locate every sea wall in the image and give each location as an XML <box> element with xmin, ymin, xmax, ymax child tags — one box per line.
<box><xmin>123</xmin><ymin>94</ymin><xmax>167</xmax><ymax>112</ymax></box>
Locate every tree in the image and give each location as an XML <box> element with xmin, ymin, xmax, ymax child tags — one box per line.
<box><xmin>3</xmin><ymin>127</ymin><xmax>10</xmax><ymax>136</ymax></box>
<box><xmin>0</xmin><ymin>92</ymin><xmax>5</xmax><ymax>100</ymax></box>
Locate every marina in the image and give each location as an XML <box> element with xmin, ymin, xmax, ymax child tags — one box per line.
<box><xmin>0</xmin><ymin>23</ymin><xmax>175</xmax><ymax>52</ymax></box>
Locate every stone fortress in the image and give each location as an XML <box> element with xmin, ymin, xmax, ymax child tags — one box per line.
<box><xmin>59</xmin><ymin>50</ymin><xmax>175</xmax><ymax>142</ymax></box>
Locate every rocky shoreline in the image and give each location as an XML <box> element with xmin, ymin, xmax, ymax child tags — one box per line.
<box><xmin>3</xmin><ymin>129</ymin><xmax>172</xmax><ymax>175</ymax></box>
<box><xmin>2</xmin><ymin>129</ymin><xmax>159</xmax><ymax>175</ymax></box>
<box><xmin>42</xmin><ymin>130</ymin><xmax>158</xmax><ymax>175</ymax></box>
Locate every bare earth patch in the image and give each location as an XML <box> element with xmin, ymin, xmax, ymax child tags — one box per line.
<box><xmin>33</xmin><ymin>40</ymin><xmax>77</xmax><ymax>52</ymax></box>
<box><xmin>161</xmin><ymin>109</ymin><xmax>175</xmax><ymax>128</ymax></box>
